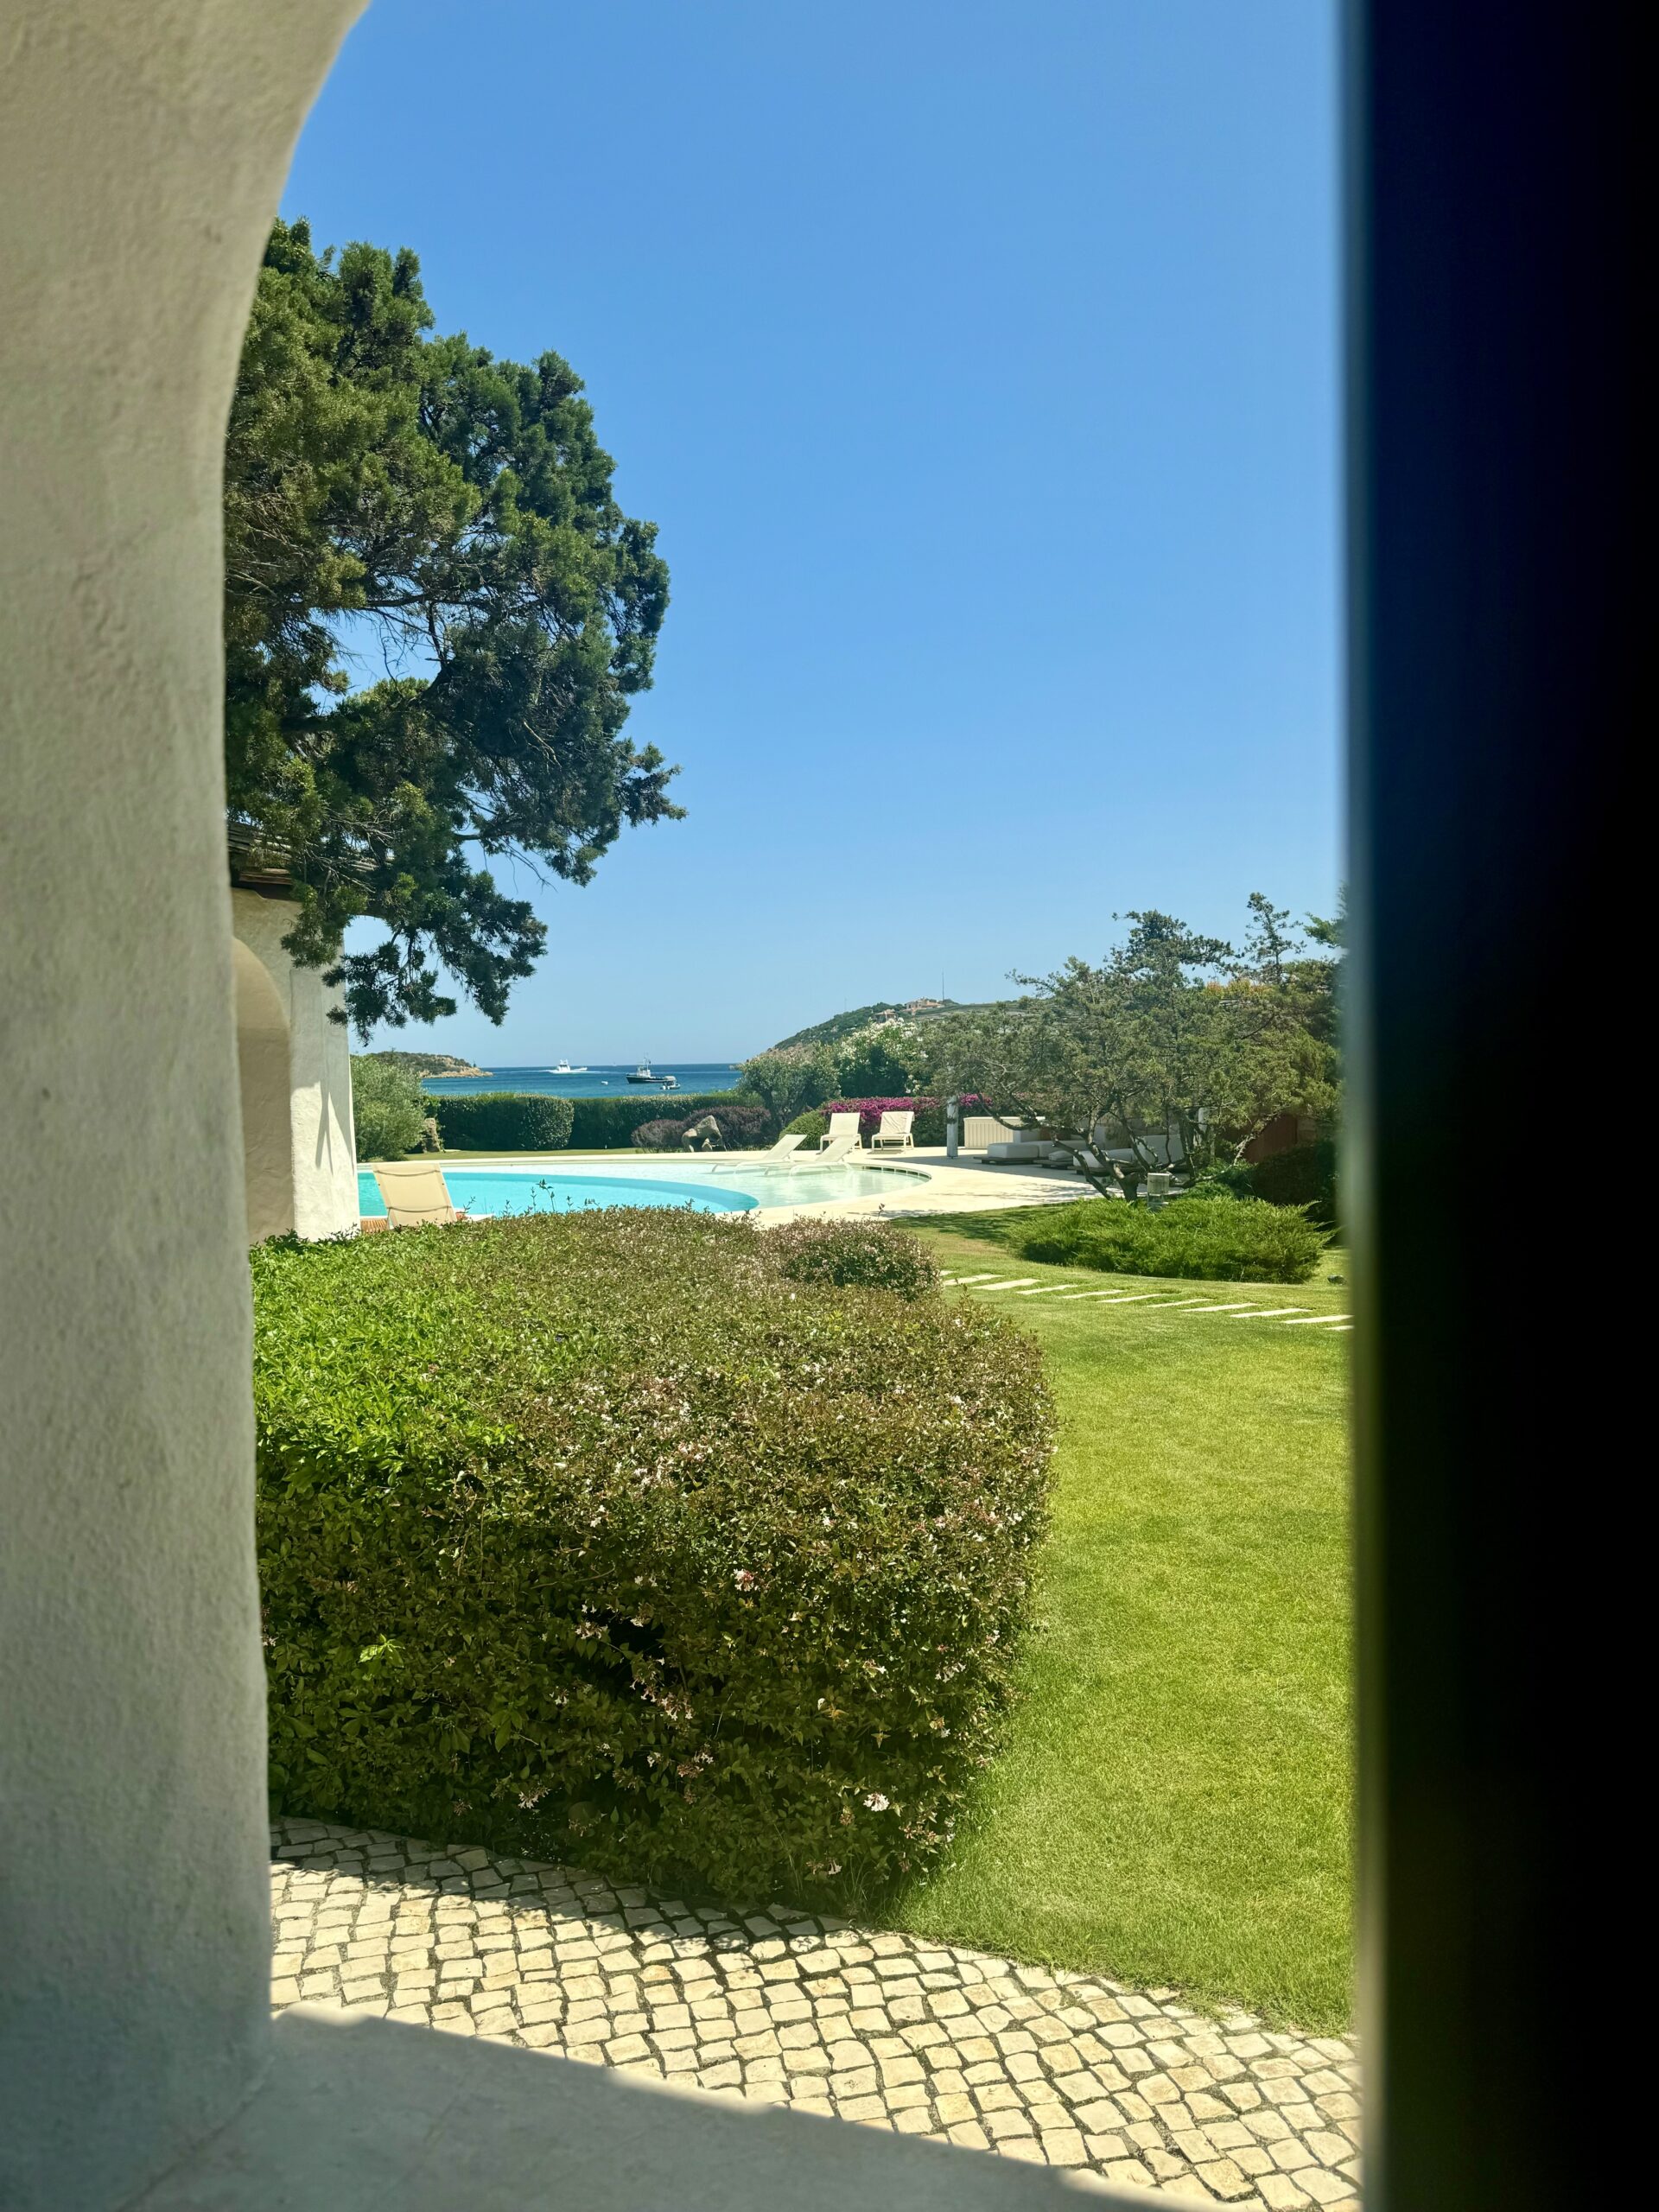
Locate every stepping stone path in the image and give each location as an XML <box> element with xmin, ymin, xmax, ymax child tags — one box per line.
<box><xmin>271</xmin><ymin>1819</ymin><xmax>1360</xmax><ymax>2206</ymax></box>
<box><xmin>939</xmin><ymin>1274</ymin><xmax>1351</xmax><ymax>1330</ymax></box>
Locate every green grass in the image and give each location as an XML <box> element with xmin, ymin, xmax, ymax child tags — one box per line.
<box><xmin>883</xmin><ymin>1211</ymin><xmax>1353</xmax><ymax>2031</ymax></box>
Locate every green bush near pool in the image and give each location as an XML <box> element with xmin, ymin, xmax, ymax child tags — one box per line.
<box><xmin>253</xmin><ymin>1211</ymin><xmax>1053</xmax><ymax>1904</ymax></box>
<box><xmin>564</xmin><ymin>1092</ymin><xmax>741</xmax><ymax>1148</ymax></box>
<box><xmin>428</xmin><ymin>1092</ymin><xmax>575</xmax><ymax>1150</ymax></box>
<box><xmin>1012</xmin><ymin>1194</ymin><xmax>1327</xmax><ymax>1283</ymax></box>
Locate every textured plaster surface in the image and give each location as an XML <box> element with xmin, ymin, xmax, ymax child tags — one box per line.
<box><xmin>0</xmin><ymin>6</ymin><xmax>362</xmax><ymax>2207</ymax></box>
<box><xmin>232</xmin><ymin>890</ymin><xmax>359</xmax><ymax>1241</ymax></box>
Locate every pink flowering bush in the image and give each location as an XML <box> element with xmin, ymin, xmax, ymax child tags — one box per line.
<box><xmin>823</xmin><ymin>1096</ymin><xmax>986</xmax><ymax>1143</ymax></box>
<box><xmin>254</xmin><ymin>1206</ymin><xmax>1052</xmax><ymax>1907</ymax></box>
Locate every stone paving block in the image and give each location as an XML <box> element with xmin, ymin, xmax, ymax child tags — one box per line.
<box><xmin>269</xmin><ymin>1817</ymin><xmax>1358</xmax><ymax>2200</ymax></box>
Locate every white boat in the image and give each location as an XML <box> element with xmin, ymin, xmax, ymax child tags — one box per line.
<box><xmin>547</xmin><ymin>1059</ymin><xmax>588</xmax><ymax>1074</ymax></box>
<box><xmin>626</xmin><ymin>1061</ymin><xmax>676</xmax><ymax>1086</ymax></box>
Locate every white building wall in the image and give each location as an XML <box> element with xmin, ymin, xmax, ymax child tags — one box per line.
<box><xmin>231</xmin><ymin>889</ymin><xmax>359</xmax><ymax>1241</ymax></box>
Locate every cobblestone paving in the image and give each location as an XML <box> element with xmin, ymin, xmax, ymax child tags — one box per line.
<box><xmin>272</xmin><ymin>1820</ymin><xmax>1360</xmax><ymax>2207</ymax></box>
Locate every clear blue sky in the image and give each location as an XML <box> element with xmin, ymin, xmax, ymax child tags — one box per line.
<box><xmin>285</xmin><ymin>0</ymin><xmax>1340</xmax><ymax>1063</ymax></box>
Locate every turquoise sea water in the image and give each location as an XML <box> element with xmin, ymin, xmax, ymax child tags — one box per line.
<box><xmin>418</xmin><ymin>1063</ymin><xmax>741</xmax><ymax>1100</ymax></box>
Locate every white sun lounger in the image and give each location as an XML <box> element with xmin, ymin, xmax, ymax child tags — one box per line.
<box><xmin>819</xmin><ymin>1110</ymin><xmax>864</xmax><ymax>1149</ymax></box>
<box><xmin>709</xmin><ymin>1132</ymin><xmax>807</xmax><ymax>1171</ymax></box>
<box><xmin>791</xmin><ymin>1133</ymin><xmax>862</xmax><ymax>1171</ymax></box>
<box><xmin>870</xmin><ymin>1109</ymin><xmax>915</xmax><ymax>1151</ymax></box>
<box><xmin>370</xmin><ymin>1159</ymin><xmax>461</xmax><ymax>1229</ymax></box>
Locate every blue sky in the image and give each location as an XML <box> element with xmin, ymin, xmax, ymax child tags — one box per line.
<box><xmin>286</xmin><ymin>0</ymin><xmax>1340</xmax><ymax>1063</ymax></box>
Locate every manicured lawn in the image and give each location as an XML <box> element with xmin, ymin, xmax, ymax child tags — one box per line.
<box><xmin>885</xmin><ymin>1212</ymin><xmax>1353</xmax><ymax>2031</ymax></box>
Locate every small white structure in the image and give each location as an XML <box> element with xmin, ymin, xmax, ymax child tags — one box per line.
<box><xmin>231</xmin><ymin>885</ymin><xmax>358</xmax><ymax>1242</ymax></box>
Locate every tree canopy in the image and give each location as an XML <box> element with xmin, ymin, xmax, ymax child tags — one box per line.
<box><xmin>910</xmin><ymin>897</ymin><xmax>1340</xmax><ymax>1195</ymax></box>
<box><xmin>225</xmin><ymin>219</ymin><xmax>677</xmax><ymax>1032</ymax></box>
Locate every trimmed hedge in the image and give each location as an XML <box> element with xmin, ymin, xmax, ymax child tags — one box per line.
<box><xmin>565</xmin><ymin>1092</ymin><xmax>741</xmax><ymax>1149</ymax></box>
<box><xmin>633</xmin><ymin>1101</ymin><xmax>775</xmax><ymax>1151</ymax></box>
<box><xmin>253</xmin><ymin>1210</ymin><xmax>1052</xmax><ymax>1905</ymax></box>
<box><xmin>766</xmin><ymin>1219</ymin><xmax>939</xmax><ymax>1301</ymax></box>
<box><xmin>1011</xmin><ymin>1194</ymin><xmax>1326</xmax><ymax>1283</ymax></box>
<box><xmin>1250</xmin><ymin>1139</ymin><xmax>1339</xmax><ymax>1228</ymax></box>
<box><xmin>429</xmin><ymin>1092</ymin><xmax>575</xmax><ymax>1151</ymax></box>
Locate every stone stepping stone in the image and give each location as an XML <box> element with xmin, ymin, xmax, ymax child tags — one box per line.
<box><xmin>1226</xmin><ymin>1306</ymin><xmax>1310</xmax><ymax>1320</ymax></box>
<box><xmin>973</xmin><ymin>1279</ymin><xmax>1041</xmax><ymax>1292</ymax></box>
<box><xmin>1281</xmin><ymin>1313</ymin><xmax>1351</xmax><ymax>1326</ymax></box>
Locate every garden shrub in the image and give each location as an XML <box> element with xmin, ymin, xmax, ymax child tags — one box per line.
<box><xmin>785</xmin><ymin>1110</ymin><xmax>829</xmax><ymax>1142</ymax></box>
<box><xmin>825</xmin><ymin>1096</ymin><xmax>946</xmax><ymax>1144</ymax></box>
<box><xmin>429</xmin><ymin>1092</ymin><xmax>575</xmax><ymax>1151</ymax></box>
<box><xmin>631</xmin><ymin>1102</ymin><xmax>775</xmax><ymax>1151</ymax></box>
<box><xmin>565</xmin><ymin>1093</ymin><xmax>741</xmax><ymax>1148</ymax></box>
<box><xmin>1011</xmin><ymin>1194</ymin><xmax>1326</xmax><ymax>1282</ymax></box>
<box><xmin>253</xmin><ymin>1210</ymin><xmax>1052</xmax><ymax>1906</ymax></box>
<box><xmin>350</xmin><ymin>1055</ymin><xmax>427</xmax><ymax>1160</ymax></box>
<box><xmin>1250</xmin><ymin>1139</ymin><xmax>1339</xmax><ymax>1228</ymax></box>
<box><xmin>629</xmin><ymin>1117</ymin><xmax>684</xmax><ymax>1150</ymax></box>
<box><xmin>765</xmin><ymin>1219</ymin><xmax>940</xmax><ymax>1302</ymax></box>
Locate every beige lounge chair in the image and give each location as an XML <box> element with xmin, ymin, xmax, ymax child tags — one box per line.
<box><xmin>819</xmin><ymin>1111</ymin><xmax>864</xmax><ymax>1150</ymax></box>
<box><xmin>371</xmin><ymin>1159</ymin><xmax>461</xmax><ymax>1229</ymax></box>
<box><xmin>870</xmin><ymin>1109</ymin><xmax>915</xmax><ymax>1151</ymax></box>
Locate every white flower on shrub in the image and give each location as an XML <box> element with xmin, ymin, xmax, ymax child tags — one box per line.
<box><xmin>862</xmin><ymin>1791</ymin><xmax>891</xmax><ymax>1813</ymax></box>
<box><xmin>733</xmin><ymin>1568</ymin><xmax>756</xmax><ymax>1590</ymax></box>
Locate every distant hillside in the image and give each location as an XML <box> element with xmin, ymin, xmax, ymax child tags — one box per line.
<box><xmin>770</xmin><ymin>1000</ymin><xmax>962</xmax><ymax>1051</ymax></box>
<box><xmin>360</xmin><ymin>1049</ymin><xmax>489</xmax><ymax>1077</ymax></box>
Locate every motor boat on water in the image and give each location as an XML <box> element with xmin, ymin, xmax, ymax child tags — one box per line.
<box><xmin>627</xmin><ymin>1061</ymin><xmax>677</xmax><ymax>1087</ymax></box>
<box><xmin>547</xmin><ymin>1059</ymin><xmax>588</xmax><ymax>1073</ymax></box>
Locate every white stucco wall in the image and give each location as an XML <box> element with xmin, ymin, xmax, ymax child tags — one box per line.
<box><xmin>232</xmin><ymin>889</ymin><xmax>359</xmax><ymax>1241</ymax></box>
<box><xmin>0</xmin><ymin>6</ymin><xmax>363</xmax><ymax>2209</ymax></box>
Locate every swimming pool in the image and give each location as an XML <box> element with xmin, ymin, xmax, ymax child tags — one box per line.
<box><xmin>356</xmin><ymin>1160</ymin><xmax>928</xmax><ymax>1219</ymax></box>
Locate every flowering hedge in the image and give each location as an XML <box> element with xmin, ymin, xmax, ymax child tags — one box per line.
<box><xmin>253</xmin><ymin>1209</ymin><xmax>1052</xmax><ymax>1906</ymax></box>
<box><xmin>823</xmin><ymin>1095</ymin><xmax>986</xmax><ymax>1143</ymax></box>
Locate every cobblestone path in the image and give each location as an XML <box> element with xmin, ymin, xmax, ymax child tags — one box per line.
<box><xmin>272</xmin><ymin>1820</ymin><xmax>1360</xmax><ymax>2207</ymax></box>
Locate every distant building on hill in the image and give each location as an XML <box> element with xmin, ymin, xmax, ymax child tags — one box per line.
<box><xmin>904</xmin><ymin>997</ymin><xmax>945</xmax><ymax>1012</ymax></box>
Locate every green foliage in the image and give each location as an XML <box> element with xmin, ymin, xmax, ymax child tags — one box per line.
<box><xmin>253</xmin><ymin>1211</ymin><xmax>1053</xmax><ymax>1904</ymax></box>
<box><xmin>735</xmin><ymin>1046</ymin><xmax>837</xmax><ymax>1130</ymax></box>
<box><xmin>766</xmin><ymin>1220</ymin><xmax>940</xmax><ymax>1302</ymax></box>
<box><xmin>565</xmin><ymin>1093</ymin><xmax>739</xmax><ymax>1149</ymax></box>
<box><xmin>785</xmin><ymin>1110</ymin><xmax>830</xmax><ymax>1142</ymax></box>
<box><xmin>360</xmin><ymin>1050</ymin><xmax>483</xmax><ymax>1077</ymax></box>
<box><xmin>628</xmin><ymin>1118</ymin><xmax>685</xmax><ymax>1151</ymax></box>
<box><xmin>641</xmin><ymin>1101</ymin><xmax>772</xmax><ymax>1150</ymax></box>
<box><xmin>911</xmin><ymin>897</ymin><xmax>1340</xmax><ymax>1195</ymax></box>
<box><xmin>1010</xmin><ymin>1196</ymin><xmax>1326</xmax><ymax>1283</ymax></box>
<box><xmin>349</xmin><ymin>1055</ymin><xmax>427</xmax><ymax>1160</ymax></box>
<box><xmin>832</xmin><ymin>1029</ymin><xmax>919</xmax><ymax>1100</ymax></box>
<box><xmin>429</xmin><ymin>1093</ymin><xmax>574</xmax><ymax>1151</ymax></box>
<box><xmin>1250</xmin><ymin>1141</ymin><xmax>1339</xmax><ymax>1228</ymax></box>
<box><xmin>225</xmin><ymin>218</ymin><xmax>677</xmax><ymax>1033</ymax></box>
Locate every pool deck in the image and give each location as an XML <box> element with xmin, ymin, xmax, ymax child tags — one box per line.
<box><xmin>357</xmin><ymin>1149</ymin><xmax>1087</xmax><ymax>1230</ymax></box>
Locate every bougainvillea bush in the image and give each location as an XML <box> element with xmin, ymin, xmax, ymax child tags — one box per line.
<box><xmin>253</xmin><ymin>1209</ymin><xmax>1053</xmax><ymax>1905</ymax></box>
<box><xmin>823</xmin><ymin>1096</ymin><xmax>986</xmax><ymax>1143</ymax></box>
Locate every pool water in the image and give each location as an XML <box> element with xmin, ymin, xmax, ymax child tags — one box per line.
<box><xmin>358</xmin><ymin>1169</ymin><xmax>753</xmax><ymax>1218</ymax></box>
<box><xmin>356</xmin><ymin>1160</ymin><xmax>927</xmax><ymax>1219</ymax></box>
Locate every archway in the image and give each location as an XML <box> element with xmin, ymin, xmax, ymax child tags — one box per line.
<box><xmin>233</xmin><ymin>938</ymin><xmax>293</xmax><ymax>1242</ymax></box>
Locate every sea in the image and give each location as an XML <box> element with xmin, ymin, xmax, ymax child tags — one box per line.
<box><xmin>418</xmin><ymin>1062</ymin><xmax>742</xmax><ymax>1101</ymax></box>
